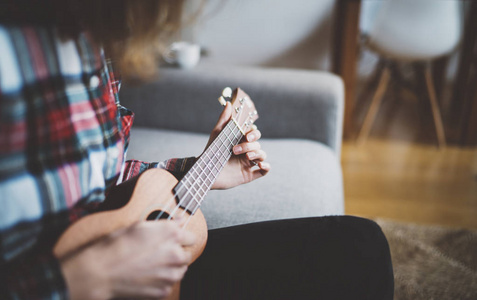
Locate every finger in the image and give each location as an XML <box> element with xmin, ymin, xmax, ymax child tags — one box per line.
<box><xmin>168</xmin><ymin>265</ymin><xmax>188</xmax><ymax>282</ymax></box>
<box><xmin>259</xmin><ymin>161</ymin><xmax>271</xmax><ymax>171</ymax></box>
<box><xmin>153</xmin><ymin>265</ymin><xmax>188</xmax><ymax>284</ymax></box>
<box><xmin>132</xmin><ymin>286</ymin><xmax>172</xmax><ymax>300</ymax></box>
<box><xmin>246</xmin><ymin>149</ymin><xmax>267</xmax><ymax>162</ymax></box>
<box><xmin>155</xmin><ymin>221</ymin><xmax>195</xmax><ymax>247</ymax></box>
<box><xmin>166</xmin><ymin>246</ymin><xmax>192</xmax><ymax>266</ymax></box>
<box><xmin>245</xmin><ymin>129</ymin><xmax>261</xmax><ymax>142</ymax></box>
<box><xmin>177</xmin><ymin>228</ymin><xmax>196</xmax><ymax>247</ymax></box>
<box><xmin>252</xmin><ymin>162</ymin><xmax>271</xmax><ymax>180</ymax></box>
<box><xmin>233</xmin><ymin>141</ymin><xmax>261</xmax><ymax>155</ymax></box>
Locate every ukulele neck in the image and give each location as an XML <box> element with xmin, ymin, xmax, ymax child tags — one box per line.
<box><xmin>173</xmin><ymin>119</ymin><xmax>243</xmax><ymax>214</ymax></box>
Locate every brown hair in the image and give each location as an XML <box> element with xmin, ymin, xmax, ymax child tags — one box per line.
<box><xmin>0</xmin><ymin>0</ymin><xmax>189</xmax><ymax>80</ymax></box>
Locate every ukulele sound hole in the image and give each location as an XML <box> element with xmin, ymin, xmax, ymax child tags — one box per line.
<box><xmin>146</xmin><ymin>210</ymin><xmax>170</xmax><ymax>221</ymax></box>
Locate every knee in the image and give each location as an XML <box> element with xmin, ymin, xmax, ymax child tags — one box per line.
<box><xmin>340</xmin><ymin>216</ymin><xmax>389</xmax><ymax>250</ymax></box>
<box><xmin>318</xmin><ymin>216</ymin><xmax>393</xmax><ymax>270</ymax></box>
<box><xmin>344</xmin><ymin>217</ymin><xmax>394</xmax><ymax>299</ymax></box>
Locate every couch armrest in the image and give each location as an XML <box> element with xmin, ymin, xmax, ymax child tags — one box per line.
<box><xmin>119</xmin><ymin>64</ymin><xmax>344</xmax><ymax>154</ymax></box>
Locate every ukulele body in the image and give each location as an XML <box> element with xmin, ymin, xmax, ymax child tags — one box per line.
<box><xmin>54</xmin><ymin>168</ymin><xmax>208</xmax><ymax>263</ymax></box>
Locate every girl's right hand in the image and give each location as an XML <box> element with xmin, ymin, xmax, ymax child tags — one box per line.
<box><xmin>61</xmin><ymin>220</ymin><xmax>196</xmax><ymax>299</ymax></box>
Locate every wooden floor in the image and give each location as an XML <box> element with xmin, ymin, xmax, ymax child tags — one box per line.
<box><xmin>343</xmin><ymin>76</ymin><xmax>477</xmax><ymax>230</ymax></box>
<box><xmin>342</xmin><ymin>138</ymin><xmax>477</xmax><ymax>229</ymax></box>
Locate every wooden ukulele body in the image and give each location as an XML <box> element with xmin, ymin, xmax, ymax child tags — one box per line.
<box><xmin>54</xmin><ymin>169</ymin><xmax>208</xmax><ymax>300</ymax></box>
<box><xmin>54</xmin><ymin>168</ymin><xmax>208</xmax><ymax>260</ymax></box>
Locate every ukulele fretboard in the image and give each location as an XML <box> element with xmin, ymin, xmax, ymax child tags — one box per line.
<box><xmin>174</xmin><ymin>119</ymin><xmax>243</xmax><ymax>214</ymax></box>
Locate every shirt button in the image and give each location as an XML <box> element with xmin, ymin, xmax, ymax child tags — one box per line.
<box><xmin>89</xmin><ymin>75</ymin><xmax>100</xmax><ymax>88</ymax></box>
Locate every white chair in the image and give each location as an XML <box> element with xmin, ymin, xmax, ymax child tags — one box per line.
<box><xmin>357</xmin><ymin>0</ymin><xmax>463</xmax><ymax>148</ymax></box>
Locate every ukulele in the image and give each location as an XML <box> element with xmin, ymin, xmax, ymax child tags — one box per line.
<box><xmin>54</xmin><ymin>87</ymin><xmax>259</xmax><ymax>299</ymax></box>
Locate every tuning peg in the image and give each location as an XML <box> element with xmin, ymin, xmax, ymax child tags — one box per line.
<box><xmin>240</xmin><ymin>96</ymin><xmax>249</xmax><ymax>104</ymax></box>
<box><xmin>222</xmin><ymin>87</ymin><xmax>233</xmax><ymax>99</ymax></box>
<box><xmin>218</xmin><ymin>96</ymin><xmax>227</xmax><ymax>106</ymax></box>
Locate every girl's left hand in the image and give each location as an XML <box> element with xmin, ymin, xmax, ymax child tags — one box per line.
<box><xmin>204</xmin><ymin>102</ymin><xmax>271</xmax><ymax>190</ymax></box>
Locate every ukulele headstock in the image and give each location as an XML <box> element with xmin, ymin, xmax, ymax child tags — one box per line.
<box><xmin>218</xmin><ymin>87</ymin><xmax>258</xmax><ymax>134</ymax></box>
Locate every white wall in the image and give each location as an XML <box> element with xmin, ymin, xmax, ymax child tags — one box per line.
<box><xmin>182</xmin><ymin>0</ymin><xmax>336</xmax><ymax>70</ymax></box>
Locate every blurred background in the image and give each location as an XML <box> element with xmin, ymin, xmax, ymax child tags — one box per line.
<box><xmin>176</xmin><ymin>0</ymin><xmax>476</xmax><ymax>230</ymax></box>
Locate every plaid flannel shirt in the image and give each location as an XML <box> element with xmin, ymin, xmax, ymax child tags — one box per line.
<box><xmin>0</xmin><ymin>25</ymin><xmax>195</xmax><ymax>299</ymax></box>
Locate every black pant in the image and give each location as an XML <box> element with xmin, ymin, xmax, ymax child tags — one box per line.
<box><xmin>181</xmin><ymin>216</ymin><xmax>394</xmax><ymax>300</ymax></box>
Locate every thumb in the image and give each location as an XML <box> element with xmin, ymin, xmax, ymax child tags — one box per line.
<box><xmin>208</xmin><ymin>102</ymin><xmax>232</xmax><ymax>144</ymax></box>
<box><xmin>214</xmin><ymin>101</ymin><xmax>232</xmax><ymax>133</ymax></box>
<box><xmin>252</xmin><ymin>162</ymin><xmax>271</xmax><ymax>181</ymax></box>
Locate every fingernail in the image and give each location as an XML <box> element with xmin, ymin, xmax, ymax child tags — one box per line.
<box><xmin>247</xmin><ymin>152</ymin><xmax>255</xmax><ymax>159</ymax></box>
<box><xmin>247</xmin><ymin>134</ymin><xmax>255</xmax><ymax>142</ymax></box>
<box><xmin>234</xmin><ymin>146</ymin><xmax>242</xmax><ymax>154</ymax></box>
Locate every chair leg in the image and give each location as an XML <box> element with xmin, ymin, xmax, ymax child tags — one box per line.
<box><xmin>355</xmin><ymin>59</ymin><xmax>386</xmax><ymax>114</ymax></box>
<box><xmin>424</xmin><ymin>66</ymin><xmax>447</xmax><ymax>149</ymax></box>
<box><xmin>357</xmin><ymin>66</ymin><xmax>391</xmax><ymax>145</ymax></box>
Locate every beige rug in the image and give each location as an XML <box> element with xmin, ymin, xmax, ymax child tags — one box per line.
<box><xmin>375</xmin><ymin>219</ymin><xmax>477</xmax><ymax>300</ymax></box>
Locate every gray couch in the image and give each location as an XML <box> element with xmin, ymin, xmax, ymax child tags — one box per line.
<box><xmin>119</xmin><ymin>64</ymin><xmax>344</xmax><ymax>230</ymax></box>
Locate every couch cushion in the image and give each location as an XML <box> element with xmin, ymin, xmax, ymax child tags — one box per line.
<box><xmin>127</xmin><ymin>127</ymin><xmax>344</xmax><ymax>229</ymax></box>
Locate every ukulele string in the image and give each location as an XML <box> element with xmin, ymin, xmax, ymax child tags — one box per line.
<box><xmin>149</xmin><ymin>121</ymin><xmax>234</xmax><ymax>224</ymax></box>
<box><xmin>175</xmin><ymin>143</ymin><xmax>233</xmax><ymax>226</ymax></box>
<box><xmin>152</xmin><ymin>118</ymin><xmax>247</xmax><ymax>228</ymax></box>
<box><xmin>175</xmin><ymin>120</ymin><xmax>247</xmax><ymax>228</ymax></box>
<box><xmin>171</xmin><ymin>119</ymin><xmax>246</xmax><ymax>228</ymax></box>
<box><xmin>172</xmin><ymin>125</ymin><xmax>237</xmax><ymax>225</ymax></box>
<box><xmin>173</xmin><ymin>118</ymin><xmax>246</xmax><ymax>226</ymax></box>
<box><xmin>150</xmin><ymin>120</ymin><xmax>236</xmax><ymax>222</ymax></box>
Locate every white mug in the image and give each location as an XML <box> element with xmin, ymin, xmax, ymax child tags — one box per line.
<box><xmin>163</xmin><ymin>41</ymin><xmax>201</xmax><ymax>69</ymax></box>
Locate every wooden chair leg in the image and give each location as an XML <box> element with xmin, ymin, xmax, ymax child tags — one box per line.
<box><xmin>355</xmin><ymin>59</ymin><xmax>386</xmax><ymax>114</ymax></box>
<box><xmin>357</xmin><ymin>66</ymin><xmax>391</xmax><ymax>145</ymax></box>
<box><xmin>424</xmin><ymin>66</ymin><xmax>447</xmax><ymax>149</ymax></box>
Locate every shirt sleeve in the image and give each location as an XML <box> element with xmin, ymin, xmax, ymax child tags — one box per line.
<box><xmin>1</xmin><ymin>248</ymin><xmax>68</xmax><ymax>299</ymax></box>
<box><xmin>107</xmin><ymin>61</ymin><xmax>197</xmax><ymax>184</ymax></box>
<box><xmin>120</xmin><ymin>157</ymin><xmax>197</xmax><ymax>183</ymax></box>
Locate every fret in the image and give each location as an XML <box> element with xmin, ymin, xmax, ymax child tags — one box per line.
<box><xmin>202</xmin><ymin>152</ymin><xmax>216</xmax><ymax>175</ymax></box>
<box><xmin>187</xmin><ymin>185</ymin><xmax>202</xmax><ymax>204</ymax></box>
<box><xmin>211</xmin><ymin>143</ymin><xmax>219</xmax><ymax>154</ymax></box>
<box><xmin>205</xmin><ymin>145</ymin><xmax>226</xmax><ymax>174</ymax></box>
<box><xmin>231</xmin><ymin>126</ymin><xmax>242</xmax><ymax>140</ymax></box>
<box><xmin>174</xmin><ymin>119</ymin><xmax>244</xmax><ymax>215</ymax></box>
<box><xmin>185</xmin><ymin>169</ymin><xmax>211</xmax><ymax>195</ymax></box>
<box><xmin>194</xmin><ymin>180</ymin><xmax>208</xmax><ymax>198</ymax></box>
<box><xmin>202</xmin><ymin>172</ymin><xmax>213</xmax><ymax>187</ymax></box>
<box><xmin>223</xmin><ymin>128</ymin><xmax>236</xmax><ymax>146</ymax></box>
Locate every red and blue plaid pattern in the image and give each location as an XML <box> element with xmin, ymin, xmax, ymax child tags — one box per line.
<box><xmin>0</xmin><ymin>24</ymin><xmax>194</xmax><ymax>299</ymax></box>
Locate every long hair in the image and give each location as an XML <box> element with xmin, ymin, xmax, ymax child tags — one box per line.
<box><xmin>0</xmin><ymin>0</ymin><xmax>187</xmax><ymax>80</ymax></box>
